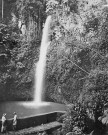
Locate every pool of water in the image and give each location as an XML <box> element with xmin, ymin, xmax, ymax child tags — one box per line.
<box><xmin>0</xmin><ymin>102</ymin><xmax>66</xmax><ymax>119</ymax></box>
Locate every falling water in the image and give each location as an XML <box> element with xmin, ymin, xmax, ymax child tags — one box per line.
<box><xmin>34</xmin><ymin>16</ymin><xmax>51</xmax><ymax>104</ymax></box>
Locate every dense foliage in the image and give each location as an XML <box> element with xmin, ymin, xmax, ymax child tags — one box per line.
<box><xmin>58</xmin><ymin>91</ymin><xmax>108</xmax><ymax>135</ymax></box>
<box><xmin>45</xmin><ymin>0</ymin><xmax>108</xmax><ymax>104</ymax></box>
<box><xmin>45</xmin><ymin>0</ymin><xmax>108</xmax><ymax>134</ymax></box>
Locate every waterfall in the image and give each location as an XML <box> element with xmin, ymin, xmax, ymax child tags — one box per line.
<box><xmin>34</xmin><ymin>16</ymin><xmax>51</xmax><ymax>104</ymax></box>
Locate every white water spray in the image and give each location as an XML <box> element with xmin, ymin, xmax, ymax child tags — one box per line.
<box><xmin>34</xmin><ymin>16</ymin><xmax>51</xmax><ymax>104</ymax></box>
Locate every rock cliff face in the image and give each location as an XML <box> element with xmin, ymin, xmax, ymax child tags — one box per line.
<box><xmin>0</xmin><ymin>0</ymin><xmax>45</xmax><ymax>101</ymax></box>
<box><xmin>0</xmin><ymin>0</ymin><xmax>16</xmax><ymax>23</ymax></box>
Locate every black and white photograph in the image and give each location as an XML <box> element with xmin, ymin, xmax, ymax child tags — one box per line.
<box><xmin>0</xmin><ymin>0</ymin><xmax>108</xmax><ymax>135</ymax></box>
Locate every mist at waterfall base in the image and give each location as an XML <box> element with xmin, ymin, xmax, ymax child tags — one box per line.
<box><xmin>0</xmin><ymin>102</ymin><xmax>65</xmax><ymax>119</ymax></box>
<box><xmin>0</xmin><ymin>16</ymin><xmax>66</xmax><ymax>119</ymax></box>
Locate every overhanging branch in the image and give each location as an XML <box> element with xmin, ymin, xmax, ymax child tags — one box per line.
<box><xmin>62</xmin><ymin>54</ymin><xmax>90</xmax><ymax>75</ymax></box>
